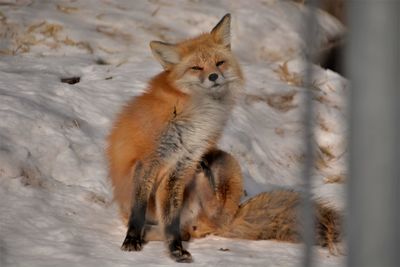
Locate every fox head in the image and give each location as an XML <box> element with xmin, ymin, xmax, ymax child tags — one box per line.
<box><xmin>149</xmin><ymin>14</ymin><xmax>243</xmax><ymax>97</ymax></box>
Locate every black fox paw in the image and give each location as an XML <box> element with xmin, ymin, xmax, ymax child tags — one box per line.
<box><xmin>168</xmin><ymin>241</ymin><xmax>192</xmax><ymax>263</ymax></box>
<box><xmin>170</xmin><ymin>248</ymin><xmax>192</xmax><ymax>263</ymax></box>
<box><xmin>121</xmin><ymin>235</ymin><xmax>144</xmax><ymax>251</ymax></box>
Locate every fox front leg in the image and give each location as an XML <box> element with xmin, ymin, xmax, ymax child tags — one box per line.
<box><xmin>121</xmin><ymin>161</ymin><xmax>156</xmax><ymax>251</ymax></box>
<box><xmin>157</xmin><ymin>164</ymin><xmax>195</xmax><ymax>263</ymax></box>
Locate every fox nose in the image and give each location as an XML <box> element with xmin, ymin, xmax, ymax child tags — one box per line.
<box><xmin>208</xmin><ymin>73</ymin><xmax>218</xmax><ymax>82</ymax></box>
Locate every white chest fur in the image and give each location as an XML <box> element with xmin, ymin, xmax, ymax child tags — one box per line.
<box><xmin>157</xmin><ymin>91</ymin><xmax>234</xmax><ymax>168</ymax></box>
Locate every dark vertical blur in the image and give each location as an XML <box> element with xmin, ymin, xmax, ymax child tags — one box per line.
<box><xmin>346</xmin><ymin>1</ymin><xmax>400</xmax><ymax>267</ymax></box>
<box><xmin>300</xmin><ymin>1</ymin><xmax>320</xmax><ymax>267</ymax></box>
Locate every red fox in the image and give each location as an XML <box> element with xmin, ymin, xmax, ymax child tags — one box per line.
<box><xmin>107</xmin><ymin>14</ymin><xmax>341</xmax><ymax>263</ymax></box>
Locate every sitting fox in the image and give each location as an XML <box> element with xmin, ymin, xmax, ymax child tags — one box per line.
<box><xmin>106</xmin><ymin>14</ymin><xmax>341</xmax><ymax>263</ymax></box>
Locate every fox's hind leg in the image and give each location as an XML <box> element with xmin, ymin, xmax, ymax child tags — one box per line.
<box><xmin>189</xmin><ymin>149</ymin><xmax>244</xmax><ymax>238</ymax></box>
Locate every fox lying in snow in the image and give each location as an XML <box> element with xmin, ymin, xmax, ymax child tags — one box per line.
<box><xmin>106</xmin><ymin>14</ymin><xmax>341</xmax><ymax>263</ymax></box>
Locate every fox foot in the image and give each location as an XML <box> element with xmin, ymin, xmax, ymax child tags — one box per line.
<box><xmin>168</xmin><ymin>240</ymin><xmax>193</xmax><ymax>263</ymax></box>
<box><xmin>121</xmin><ymin>234</ymin><xmax>144</xmax><ymax>251</ymax></box>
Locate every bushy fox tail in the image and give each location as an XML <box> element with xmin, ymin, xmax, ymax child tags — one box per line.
<box><xmin>215</xmin><ymin>190</ymin><xmax>341</xmax><ymax>252</ymax></box>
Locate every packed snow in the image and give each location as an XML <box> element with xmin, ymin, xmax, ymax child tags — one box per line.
<box><xmin>0</xmin><ymin>0</ymin><xmax>347</xmax><ymax>266</ymax></box>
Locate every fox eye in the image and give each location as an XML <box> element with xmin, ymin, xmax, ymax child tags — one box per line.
<box><xmin>216</xmin><ymin>60</ymin><xmax>225</xmax><ymax>67</ymax></box>
<box><xmin>191</xmin><ymin>66</ymin><xmax>203</xmax><ymax>71</ymax></box>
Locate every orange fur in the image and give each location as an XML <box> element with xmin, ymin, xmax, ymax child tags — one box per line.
<box><xmin>214</xmin><ymin>191</ymin><xmax>342</xmax><ymax>253</ymax></box>
<box><xmin>107</xmin><ymin>72</ymin><xmax>189</xmax><ymax>220</ymax></box>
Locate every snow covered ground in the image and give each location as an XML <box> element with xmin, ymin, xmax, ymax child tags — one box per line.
<box><xmin>0</xmin><ymin>0</ymin><xmax>347</xmax><ymax>266</ymax></box>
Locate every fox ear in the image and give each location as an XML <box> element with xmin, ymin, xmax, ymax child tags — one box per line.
<box><xmin>211</xmin><ymin>13</ymin><xmax>231</xmax><ymax>49</ymax></box>
<box><xmin>150</xmin><ymin>41</ymin><xmax>180</xmax><ymax>70</ymax></box>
